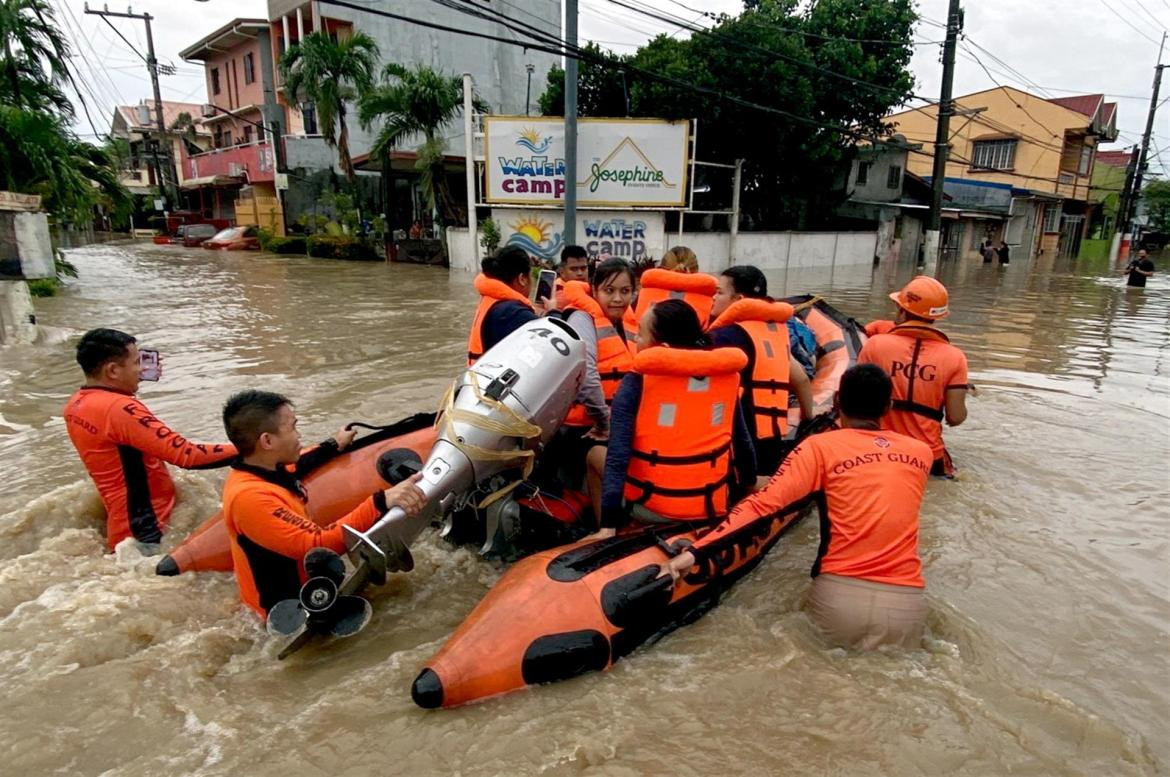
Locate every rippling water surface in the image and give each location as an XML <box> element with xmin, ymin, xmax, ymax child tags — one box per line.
<box><xmin>0</xmin><ymin>243</ymin><xmax>1166</xmax><ymax>776</ymax></box>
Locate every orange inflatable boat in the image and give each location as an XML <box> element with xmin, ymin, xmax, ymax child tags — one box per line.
<box><xmin>155</xmin><ymin>414</ymin><xmax>438</xmax><ymax>575</ymax></box>
<box><xmin>411</xmin><ymin>297</ymin><xmax>864</xmax><ymax>708</ymax></box>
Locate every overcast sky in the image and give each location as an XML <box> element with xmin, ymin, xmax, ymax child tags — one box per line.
<box><xmin>57</xmin><ymin>0</ymin><xmax>1165</xmax><ymax>173</ymax></box>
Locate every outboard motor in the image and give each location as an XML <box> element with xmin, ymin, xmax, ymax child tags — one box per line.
<box><xmin>344</xmin><ymin>317</ymin><xmax>585</xmax><ymax>583</ymax></box>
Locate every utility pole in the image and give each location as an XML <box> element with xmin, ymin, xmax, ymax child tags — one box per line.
<box><xmin>1113</xmin><ymin>33</ymin><xmax>1166</xmax><ymax>262</ymax></box>
<box><xmin>84</xmin><ymin>4</ymin><xmax>180</xmax><ymax>210</ymax></box>
<box><xmin>1113</xmin><ymin>146</ymin><xmax>1138</xmax><ymax>252</ymax></box>
<box><xmin>924</xmin><ymin>0</ymin><xmax>963</xmax><ymax>277</ymax></box>
<box><xmin>563</xmin><ymin>0</ymin><xmax>579</xmax><ymax>245</ymax></box>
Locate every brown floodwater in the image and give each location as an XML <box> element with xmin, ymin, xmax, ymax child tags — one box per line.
<box><xmin>0</xmin><ymin>243</ymin><xmax>1166</xmax><ymax>776</ymax></box>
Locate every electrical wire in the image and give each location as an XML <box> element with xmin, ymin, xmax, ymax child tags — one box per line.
<box><xmin>1096</xmin><ymin>0</ymin><xmax>1162</xmax><ymax>44</ymax></box>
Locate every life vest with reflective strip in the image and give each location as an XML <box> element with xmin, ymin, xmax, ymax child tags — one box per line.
<box><xmin>884</xmin><ymin>323</ymin><xmax>952</xmax><ymax>422</ymax></box>
<box><xmin>623</xmin><ymin>345</ymin><xmax>748</xmax><ymax>521</ymax></box>
<box><xmin>709</xmin><ymin>298</ymin><xmax>795</xmax><ymax>440</ymax></box>
<box><xmin>561</xmin><ymin>281</ymin><xmax>637</xmax><ymax>427</ymax></box>
<box><xmin>467</xmin><ymin>274</ymin><xmax>534</xmax><ymax>366</ymax></box>
<box><xmin>633</xmin><ymin>268</ymin><xmax>718</xmax><ymax>324</ymax></box>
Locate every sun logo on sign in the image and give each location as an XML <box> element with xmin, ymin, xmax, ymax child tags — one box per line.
<box><xmin>505</xmin><ymin>217</ymin><xmax>564</xmax><ymax>260</ymax></box>
<box><xmin>516</xmin><ymin>127</ymin><xmax>552</xmax><ymax>153</ymax></box>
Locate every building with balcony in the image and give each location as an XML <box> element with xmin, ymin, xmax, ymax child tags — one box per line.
<box><xmin>109</xmin><ymin>99</ymin><xmax>212</xmax><ymax>207</ymax></box>
<box><xmin>179</xmin><ymin>18</ymin><xmax>286</xmax><ymax>233</ymax></box>
<box><xmin>265</xmin><ymin>0</ymin><xmax>560</xmax><ymax>231</ymax></box>
<box><xmin>887</xmin><ymin>87</ymin><xmax>1119</xmax><ymax>259</ymax></box>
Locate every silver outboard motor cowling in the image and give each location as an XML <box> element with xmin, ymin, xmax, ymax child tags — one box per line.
<box><xmin>344</xmin><ymin>317</ymin><xmax>585</xmax><ymax>581</ymax></box>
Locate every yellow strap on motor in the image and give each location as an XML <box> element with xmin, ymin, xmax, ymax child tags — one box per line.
<box><xmin>791</xmin><ymin>296</ymin><xmax>822</xmax><ymax>314</ymax></box>
<box><xmin>435</xmin><ymin>372</ymin><xmax>543</xmax><ymax>508</ymax></box>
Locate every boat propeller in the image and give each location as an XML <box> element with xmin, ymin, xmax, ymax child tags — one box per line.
<box><xmin>266</xmin><ymin>547</ymin><xmax>374</xmax><ymax>659</ymax></box>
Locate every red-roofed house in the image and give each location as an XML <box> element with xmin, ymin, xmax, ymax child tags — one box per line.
<box><xmin>1088</xmin><ymin>148</ymin><xmax>1135</xmax><ymax>238</ymax></box>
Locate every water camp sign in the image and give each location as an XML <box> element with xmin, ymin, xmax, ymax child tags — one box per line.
<box><xmin>484</xmin><ymin>117</ymin><xmax>690</xmax><ymax>208</ymax></box>
<box><xmin>496</xmin><ymin>209</ymin><xmax>666</xmax><ymax>264</ymax></box>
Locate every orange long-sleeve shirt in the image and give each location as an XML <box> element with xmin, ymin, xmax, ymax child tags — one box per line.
<box><xmin>63</xmin><ymin>386</ymin><xmax>235</xmax><ymax>549</ymax></box>
<box><xmin>222</xmin><ymin>461</ymin><xmax>387</xmax><ymax>616</ymax></box>
<box><xmin>690</xmin><ymin>427</ymin><xmax>931</xmax><ymax>587</ymax></box>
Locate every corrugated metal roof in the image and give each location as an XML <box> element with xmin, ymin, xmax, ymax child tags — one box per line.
<box><xmin>1096</xmin><ymin>150</ymin><xmax>1133</xmax><ymax>168</ymax></box>
<box><xmin>115</xmin><ymin>100</ymin><xmax>212</xmax><ymax>135</ymax></box>
<box><xmin>1046</xmin><ymin>94</ymin><xmax>1104</xmax><ymax>118</ymax></box>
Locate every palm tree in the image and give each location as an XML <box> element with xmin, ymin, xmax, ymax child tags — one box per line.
<box><xmin>280</xmin><ymin>31</ymin><xmax>379</xmax><ymax>184</ymax></box>
<box><xmin>359</xmin><ymin>62</ymin><xmax>487</xmax><ymax>227</ymax></box>
<box><xmin>0</xmin><ymin>0</ymin><xmax>70</xmax><ymax>110</ymax></box>
<box><xmin>0</xmin><ymin>106</ymin><xmax>131</xmax><ymax>223</ymax></box>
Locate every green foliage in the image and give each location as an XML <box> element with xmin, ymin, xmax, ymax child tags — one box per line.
<box><xmin>0</xmin><ymin>0</ymin><xmax>131</xmax><ymax>224</ymax></box>
<box><xmin>480</xmin><ymin>218</ymin><xmax>501</xmax><ymax>254</ymax></box>
<box><xmin>1141</xmin><ymin>179</ymin><xmax>1170</xmax><ymax>234</ymax></box>
<box><xmin>359</xmin><ymin>61</ymin><xmax>487</xmax><ymax>227</ymax></box>
<box><xmin>280</xmin><ymin>31</ymin><xmax>380</xmax><ymax>183</ymax></box>
<box><xmin>536</xmin><ymin>0</ymin><xmax>916</xmax><ymax>229</ymax></box>
<box><xmin>27</xmin><ymin>277</ymin><xmax>59</xmax><ymax>297</ymax></box>
<box><xmin>306</xmin><ymin>234</ymin><xmax>378</xmax><ymax>260</ymax></box>
<box><xmin>267</xmin><ymin>236</ymin><xmax>307</xmax><ymax>254</ymax></box>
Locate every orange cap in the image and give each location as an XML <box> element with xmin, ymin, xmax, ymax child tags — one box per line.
<box><xmin>889</xmin><ymin>276</ymin><xmax>949</xmax><ymax>320</ymax></box>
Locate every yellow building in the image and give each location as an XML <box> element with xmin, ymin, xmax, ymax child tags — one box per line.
<box><xmin>887</xmin><ymin>87</ymin><xmax>1118</xmax><ymax>259</ymax></box>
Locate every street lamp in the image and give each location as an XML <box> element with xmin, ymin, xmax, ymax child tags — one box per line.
<box><xmin>525</xmin><ymin>63</ymin><xmax>535</xmax><ymax>116</ymax></box>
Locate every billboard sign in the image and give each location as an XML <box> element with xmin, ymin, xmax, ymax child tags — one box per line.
<box><xmin>484</xmin><ymin>117</ymin><xmax>690</xmax><ymax>208</ymax></box>
<box><xmin>495</xmin><ymin>209</ymin><xmax>666</xmax><ymax>265</ymax></box>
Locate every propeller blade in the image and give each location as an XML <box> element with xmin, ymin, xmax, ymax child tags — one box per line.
<box><xmin>327</xmin><ymin>596</ymin><xmax>373</xmax><ymax>638</ymax></box>
<box><xmin>303</xmin><ymin>547</ymin><xmax>346</xmax><ymax>585</ymax></box>
<box><xmin>266</xmin><ymin>598</ymin><xmax>308</xmax><ymax>637</ymax></box>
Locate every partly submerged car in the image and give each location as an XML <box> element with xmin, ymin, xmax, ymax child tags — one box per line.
<box><xmin>203</xmin><ymin>225</ymin><xmax>260</xmax><ymax>251</ymax></box>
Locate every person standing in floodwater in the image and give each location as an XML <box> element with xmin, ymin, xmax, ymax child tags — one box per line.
<box><xmin>1125</xmin><ymin>249</ymin><xmax>1155</xmax><ymax>287</ymax></box>
<box><xmin>858</xmin><ymin>277</ymin><xmax>969</xmax><ymax>477</ymax></box>
<box><xmin>662</xmin><ymin>364</ymin><xmax>932</xmax><ymax>650</ymax></box>
<box><xmin>63</xmin><ymin>328</ymin><xmax>236</xmax><ymax>552</ymax></box>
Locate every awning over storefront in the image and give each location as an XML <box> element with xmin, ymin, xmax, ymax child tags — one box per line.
<box><xmin>180</xmin><ymin>175</ymin><xmax>244</xmax><ymax>190</ymax></box>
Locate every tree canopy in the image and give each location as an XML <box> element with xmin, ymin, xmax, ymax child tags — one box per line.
<box><xmin>1141</xmin><ymin>179</ymin><xmax>1170</xmax><ymax>234</ymax></box>
<box><xmin>281</xmin><ymin>31</ymin><xmax>381</xmax><ymax>184</ymax></box>
<box><xmin>537</xmin><ymin>0</ymin><xmax>917</xmax><ymax>229</ymax></box>
<box><xmin>0</xmin><ymin>0</ymin><xmax>130</xmax><ymax>224</ymax></box>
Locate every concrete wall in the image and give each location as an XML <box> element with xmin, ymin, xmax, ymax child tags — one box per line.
<box><xmin>446</xmin><ymin>228</ymin><xmax>879</xmax><ymax>274</ymax></box>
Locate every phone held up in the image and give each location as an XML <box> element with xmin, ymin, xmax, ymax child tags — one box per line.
<box><xmin>138</xmin><ymin>349</ymin><xmax>161</xmax><ymax>382</ymax></box>
<box><xmin>534</xmin><ymin>269</ymin><xmax>557</xmax><ymax>305</ymax></box>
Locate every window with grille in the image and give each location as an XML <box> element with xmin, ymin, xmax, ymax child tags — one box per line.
<box><xmin>244</xmin><ymin>53</ymin><xmax>255</xmax><ymax>85</ymax></box>
<box><xmin>972</xmin><ymin>138</ymin><xmax>1017</xmax><ymax>170</ymax></box>
<box><xmin>856</xmin><ymin>161</ymin><xmax>870</xmax><ymax>185</ymax></box>
<box><xmin>887</xmin><ymin>165</ymin><xmax>902</xmax><ymax>189</ymax></box>
<box><xmin>1078</xmin><ymin>145</ymin><xmax>1093</xmax><ymax>176</ymax></box>
<box><xmin>211</xmin><ymin>68</ymin><xmax>221</xmax><ymax>95</ymax></box>
<box><xmin>1043</xmin><ymin>206</ymin><xmax>1062</xmax><ymax>233</ymax></box>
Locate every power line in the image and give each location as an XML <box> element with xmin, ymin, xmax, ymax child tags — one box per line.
<box><xmin>321</xmin><ymin>0</ymin><xmax>908</xmax><ymax>146</ymax></box>
<box><xmin>1124</xmin><ymin>0</ymin><xmax>1167</xmax><ymax>31</ymax></box>
<box><xmin>1096</xmin><ymin>0</ymin><xmax>1162</xmax><ymax>44</ymax></box>
<box><xmin>596</xmin><ymin>0</ymin><xmax>930</xmax><ymax>101</ymax></box>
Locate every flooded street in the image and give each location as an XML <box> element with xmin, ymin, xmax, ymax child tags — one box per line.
<box><xmin>0</xmin><ymin>242</ymin><xmax>1166</xmax><ymax>776</ymax></box>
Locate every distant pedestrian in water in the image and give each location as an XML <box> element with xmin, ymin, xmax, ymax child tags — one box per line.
<box><xmin>980</xmin><ymin>240</ymin><xmax>996</xmax><ymax>264</ymax></box>
<box><xmin>1124</xmin><ymin>249</ymin><xmax>1155</xmax><ymax>287</ymax></box>
<box><xmin>997</xmin><ymin>240</ymin><xmax>1011</xmax><ymax>265</ymax></box>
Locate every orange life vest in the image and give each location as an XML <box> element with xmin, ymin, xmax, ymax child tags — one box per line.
<box><xmin>561</xmin><ymin>280</ymin><xmax>637</xmax><ymax>427</ymax></box>
<box><xmin>633</xmin><ymin>268</ymin><xmax>718</xmax><ymax>325</ymax></box>
<box><xmin>709</xmin><ymin>298</ymin><xmax>795</xmax><ymax>440</ymax></box>
<box><xmin>63</xmin><ymin>386</ymin><xmax>235</xmax><ymax>549</ymax></box>
<box><xmin>865</xmin><ymin>319</ymin><xmax>896</xmax><ymax>337</ymax></box>
<box><xmin>623</xmin><ymin>345</ymin><xmax>748</xmax><ymax>521</ymax></box>
<box><xmin>222</xmin><ymin>462</ymin><xmax>384</xmax><ymax>617</ymax></box>
<box><xmin>857</xmin><ymin>322</ymin><xmax>968</xmax><ymax>458</ymax></box>
<box><xmin>467</xmin><ymin>274</ymin><xmax>534</xmax><ymax>366</ymax></box>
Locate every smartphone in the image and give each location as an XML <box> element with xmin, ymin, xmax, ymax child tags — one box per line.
<box><xmin>138</xmin><ymin>349</ymin><xmax>161</xmax><ymax>382</ymax></box>
<box><xmin>535</xmin><ymin>269</ymin><xmax>557</xmax><ymax>304</ymax></box>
